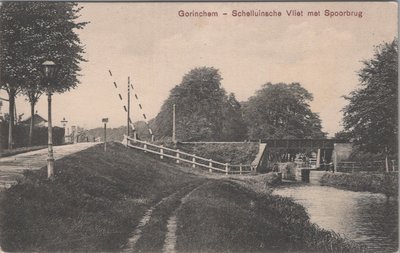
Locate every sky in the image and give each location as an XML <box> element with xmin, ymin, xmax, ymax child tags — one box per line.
<box><xmin>0</xmin><ymin>2</ymin><xmax>397</xmax><ymax>137</ymax></box>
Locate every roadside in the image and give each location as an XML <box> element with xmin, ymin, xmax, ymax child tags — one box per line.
<box><xmin>0</xmin><ymin>143</ymin><xmax>365</xmax><ymax>252</ymax></box>
<box><xmin>0</xmin><ymin>142</ymin><xmax>97</xmax><ymax>189</ymax></box>
<box><xmin>0</xmin><ymin>142</ymin><xmax>202</xmax><ymax>252</ymax></box>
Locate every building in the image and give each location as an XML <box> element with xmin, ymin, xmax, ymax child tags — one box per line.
<box><xmin>20</xmin><ymin>114</ymin><xmax>48</xmax><ymax>127</ymax></box>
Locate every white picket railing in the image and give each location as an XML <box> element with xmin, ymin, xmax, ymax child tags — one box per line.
<box><xmin>123</xmin><ymin>136</ymin><xmax>255</xmax><ymax>175</ymax></box>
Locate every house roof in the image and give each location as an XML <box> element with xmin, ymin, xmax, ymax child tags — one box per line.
<box><xmin>20</xmin><ymin>114</ymin><xmax>48</xmax><ymax>125</ymax></box>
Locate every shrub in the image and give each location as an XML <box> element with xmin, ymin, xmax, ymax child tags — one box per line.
<box><xmin>320</xmin><ymin>172</ymin><xmax>398</xmax><ymax>198</ymax></box>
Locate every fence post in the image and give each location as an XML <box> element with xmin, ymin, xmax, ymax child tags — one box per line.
<box><xmin>160</xmin><ymin>145</ymin><xmax>164</xmax><ymax>159</ymax></box>
<box><xmin>352</xmin><ymin>163</ymin><xmax>355</xmax><ymax>173</ymax></box>
<box><xmin>176</xmin><ymin>149</ymin><xmax>180</xmax><ymax>163</ymax></box>
<box><xmin>144</xmin><ymin>143</ymin><xmax>147</xmax><ymax>153</ymax></box>
<box><xmin>225</xmin><ymin>163</ymin><xmax>229</xmax><ymax>175</ymax></box>
<box><xmin>209</xmin><ymin>159</ymin><xmax>213</xmax><ymax>173</ymax></box>
<box><xmin>240</xmin><ymin>163</ymin><xmax>242</xmax><ymax>175</ymax></box>
<box><xmin>192</xmin><ymin>155</ymin><xmax>196</xmax><ymax>168</ymax></box>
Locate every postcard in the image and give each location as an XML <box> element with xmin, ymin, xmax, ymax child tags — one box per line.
<box><xmin>0</xmin><ymin>1</ymin><xmax>398</xmax><ymax>252</ymax></box>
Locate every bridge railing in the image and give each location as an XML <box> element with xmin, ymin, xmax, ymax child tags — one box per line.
<box><xmin>124</xmin><ymin>136</ymin><xmax>255</xmax><ymax>175</ymax></box>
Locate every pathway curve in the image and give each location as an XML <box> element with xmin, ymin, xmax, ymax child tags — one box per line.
<box><xmin>0</xmin><ymin>142</ymin><xmax>98</xmax><ymax>189</ymax></box>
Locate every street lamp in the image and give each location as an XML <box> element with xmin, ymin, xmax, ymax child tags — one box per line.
<box><xmin>42</xmin><ymin>60</ymin><xmax>59</xmax><ymax>179</ymax></box>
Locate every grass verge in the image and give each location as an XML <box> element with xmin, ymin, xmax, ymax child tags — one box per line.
<box><xmin>176</xmin><ymin>180</ymin><xmax>365</xmax><ymax>253</ymax></box>
<box><xmin>0</xmin><ymin>142</ymin><xmax>201</xmax><ymax>252</ymax></box>
<box><xmin>320</xmin><ymin>172</ymin><xmax>398</xmax><ymax>198</ymax></box>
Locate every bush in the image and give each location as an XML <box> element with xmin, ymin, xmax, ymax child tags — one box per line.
<box><xmin>320</xmin><ymin>172</ymin><xmax>398</xmax><ymax>198</ymax></box>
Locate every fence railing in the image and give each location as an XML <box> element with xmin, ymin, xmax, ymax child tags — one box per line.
<box><xmin>336</xmin><ymin>160</ymin><xmax>398</xmax><ymax>173</ymax></box>
<box><xmin>124</xmin><ymin>136</ymin><xmax>255</xmax><ymax>175</ymax></box>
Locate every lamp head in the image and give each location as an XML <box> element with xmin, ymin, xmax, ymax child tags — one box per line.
<box><xmin>42</xmin><ymin>60</ymin><xmax>58</xmax><ymax>80</ymax></box>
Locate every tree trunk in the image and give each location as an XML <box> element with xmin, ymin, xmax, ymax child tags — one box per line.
<box><xmin>8</xmin><ymin>92</ymin><xmax>15</xmax><ymax>149</ymax></box>
<box><xmin>29</xmin><ymin>101</ymin><xmax>35</xmax><ymax>146</ymax></box>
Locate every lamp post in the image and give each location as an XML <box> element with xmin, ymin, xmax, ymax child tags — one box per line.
<box><xmin>42</xmin><ymin>60</ymin><xmax>58</xmax><ymax>179</ymax></box>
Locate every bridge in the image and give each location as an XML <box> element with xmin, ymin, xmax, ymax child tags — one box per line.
<box><xmin>256</xmin><ymin>138</ymin><xmax>351</xmax><ymax>172</ymax></box>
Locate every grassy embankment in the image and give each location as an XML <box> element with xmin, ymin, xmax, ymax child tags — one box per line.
<box><xmin>176</xmin><ymin>177</ymin><xmax>364</xmax><ymax>253</ymax></box>
<box><xmin>320</xmin><ymin>172</ymin><xmax>398</xmax><ymax>198</ymax></box>
<box><xmin>0</xmin><ymin>142</ymin><xmax>364</xmax><ymax>252</ymax></box>
<box><xmin>0</xmin><ymin>142</ymin><xmax>202</xmax><ymax>252</ymax></box>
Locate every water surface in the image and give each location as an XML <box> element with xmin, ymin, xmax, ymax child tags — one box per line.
<box><xmin>273</xmin><ymin>172</ymin><xmax>398</xmax><ymax>252</ymax></box>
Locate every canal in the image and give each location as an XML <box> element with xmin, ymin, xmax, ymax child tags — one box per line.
<box><xmin>273</xmin><ymin>171</ymin><xmax>398</xmax><ymax>252</ymax></box>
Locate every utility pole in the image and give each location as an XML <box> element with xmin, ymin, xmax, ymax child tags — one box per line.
<box><xmin>127</xmin><ymin>76</ymin><xmax>131</xmax><ymax>138</ymax></box>
<box><xmin>172</xmin><ymin>104</ymin><xmax>176</xmax><ymax>143</ymax></box>
<box><xmin>102</xmin><ymin>118</ymin><xmax>108</xmax><ymax>152</ymax></box>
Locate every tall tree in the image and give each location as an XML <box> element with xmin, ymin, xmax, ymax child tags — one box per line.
<box><xmin>0</xmin><ymin>2</ymin><xmax>87</xmax><ymax>148</ymax></box>
<box><xmin>342</xmin><ymin>39</ymin><xmax>398</xmax><ymax>171</ymax></box>
<box><xmin>221</xmin><ymin>93</ymin><xmax>247</xmax><ymax>141</ymax></box>
<box><xmin>153</xmin><ymin>67</ymin><xmax>246</xmax><ymax>141</ymax></box>
<box><xmin>243</xmin><ymin>82</ymin><xmax>326</xmax><ymax>139</ymax></box>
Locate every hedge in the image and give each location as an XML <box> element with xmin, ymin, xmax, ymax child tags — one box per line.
<box><xmin>0</xmin><ymin>122</ymin><xmax>65</xmax><ymax>149</ymax></box>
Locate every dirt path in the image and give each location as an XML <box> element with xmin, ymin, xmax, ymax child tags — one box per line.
<box><xmin>162</xmin><ymin>183</ymin><xmax>206</xmax><ymax>253</ymax></box>
<box><xmin>122</xmin><ymin>181</ymin><xmax>207</xmax><ymax>253</ymax></box>
<box><xmin>122</xmin><ymin>191</ymin><xmax>181</xmax><ymax>252</ymax></box>
<box><xmin>0</xmin><ymin>142</ymin><xmax>98</xmax><ymax>189</ymax></box>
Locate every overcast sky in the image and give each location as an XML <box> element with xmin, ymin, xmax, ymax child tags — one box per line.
<box><xmin>0</xmin><ymin>2</ymin><xmax>397</xmax><ymax>136</ymax></box>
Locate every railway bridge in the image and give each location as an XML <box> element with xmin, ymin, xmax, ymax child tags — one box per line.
<box><xmin>256</xmin><ymin>139</ymin><xmax>351</xmax><ymax>172</ymax></box>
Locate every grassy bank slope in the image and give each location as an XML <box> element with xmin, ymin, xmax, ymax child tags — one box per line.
<box><xmin>176</xmin><ymin>180</ymin><xmax>364</xmax><ymax>253</ymax></box>
<box><xmin>161</xmin><ymin>142</ymin><xmax>259</xmax><ymax>164</ymax></box>
<box><xmin>320</xmin><ymin>172</ymin><xmax>398</xmax><ymax>198</ymax></box>
<box><xmin>0</xmin><ymin>142</ymin><xmax>201</xmax><ymax>252</ymax></box>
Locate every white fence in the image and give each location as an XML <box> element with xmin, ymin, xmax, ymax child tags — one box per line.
<box><xmin>336</xmin><ymin>160</ymin><xmax>398</xmax><ymax>173</ymax></box>
<box><xmin>124</xmin><ymin>136</ymin><xmax>255</xmax><ymax>175</ymax></box>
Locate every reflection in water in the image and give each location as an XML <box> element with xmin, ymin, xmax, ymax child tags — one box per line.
<box><xmin>273</xmin><ymin>176</ymin><xmax>398</xmax><ymax>252</ymax></box>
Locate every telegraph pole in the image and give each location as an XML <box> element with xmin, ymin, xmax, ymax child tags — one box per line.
<box><xmin>172</xmin><ymin>104</ymin><xmax>176</xmax><ymax>143</ymax></box>
<box><xmin>127</xmin><ymin>76</ymin><xmax>131</xmax><ymax>137</ymax></box>
<box><xmin>102</xmin><ymin>118</ymin><xmax>108</xmax><ymax>152</ymax></box>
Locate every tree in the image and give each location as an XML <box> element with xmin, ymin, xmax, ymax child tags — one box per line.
<box><xmin>243</xmin><ymin>82</ymin><xmax>326</xmax><ymax>139</ymax></box>
<box><xmin>153</xmin><ymin>67</ymin><xmax>246</xmax><ymax>141</ymax></box>
<box><xmin>221</xmin><ymin>93</ymin><xmax>247</xmax><ymax>141</ymax></box>
<box><xmin>0</xmin><ymin>2</ymin><xmax>87</xmax><ymax>148</ymax></box>
<box><xmin>334</xmin><ymin>130</ymin><xmax>353</xmax><ymax>141</ymax></box>
<box><xmin>342</xmin><ymin>39</ymin><xmax>398</xmax><ymax>171</ymax></box>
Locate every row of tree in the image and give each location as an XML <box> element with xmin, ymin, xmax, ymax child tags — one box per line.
<box><xmin>151</xmin><ymin>38</ymin><xmax>397</xmax><ymax>167</ymax></box>
<box><xmin>151</xmin><ymin>67</ymin><xmax>326</xmax><ymax>141</ymax></box>
<box><xmin>0</xmin><ymin>2</ymin><xmax>87</xmax><ymax>149</ymax></box>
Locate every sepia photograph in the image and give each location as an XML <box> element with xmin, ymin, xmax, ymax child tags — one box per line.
<box><xmin>0</xmin><ymin>1</ymin><xmax>398</xmax><ymax>252</ymax></box>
